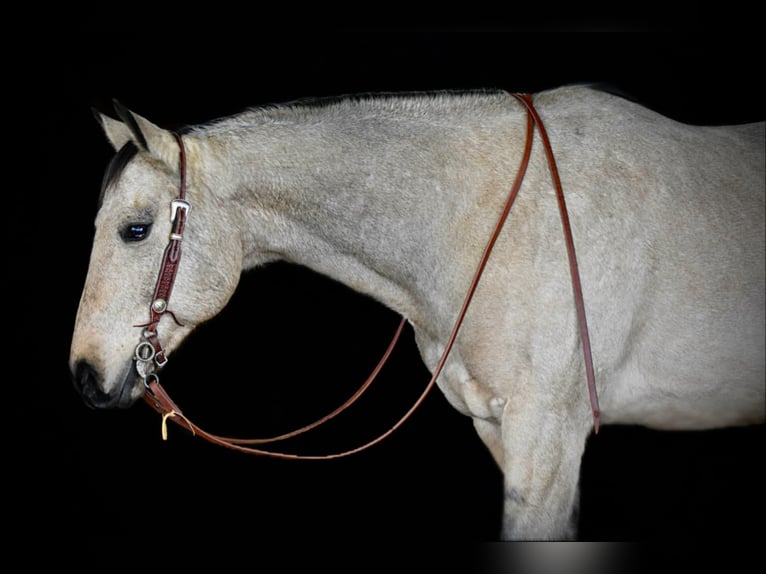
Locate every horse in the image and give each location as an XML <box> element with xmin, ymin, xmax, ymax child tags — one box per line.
<box><xmin>69</xmin><ymin>84</ymin><xmax>765</xmax><ymax>540</ymax></box>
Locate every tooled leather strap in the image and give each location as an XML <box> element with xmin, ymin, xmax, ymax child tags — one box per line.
<box><xmin>138</xmin><ymin>133</ymin><xmax>190</xmax><ymax>367</ymax></box>
<box><xmin>143</xmin><ymin>92</ymin><xmax>600</xmax><ymax>458</ymax></box>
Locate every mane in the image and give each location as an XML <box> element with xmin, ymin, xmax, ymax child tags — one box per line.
<box><xmin>277</xmin><ymin>88</ymin><xmax>507</xmax><ymax>110</ymax></box>
<box><xmin>186</xmin><ymin>88</ymin><xmax>510</xmax><ymax>134</ymax></box>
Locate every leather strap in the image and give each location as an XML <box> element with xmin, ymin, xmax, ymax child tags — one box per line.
<box><xmin>514</xmin><ymin>93</ymin><xmax>601</xmax><ymax>432</ymax></box>
<box><xmin>136</xmin><ymin>133</ymin><xmax>190</xmax><ymax>368</ymax></box>
<box><xmin>142</xmin><ymin>92</ymin><xmax>600</xmax><ymax>459</ymax></box>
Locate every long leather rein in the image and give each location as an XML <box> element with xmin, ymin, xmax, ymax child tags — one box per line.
<box><xmin>137</xmin><ymin>92</ymin><xmax>601</xmax><ymax>459</ymax></box>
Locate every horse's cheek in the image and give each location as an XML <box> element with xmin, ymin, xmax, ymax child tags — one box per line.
<box><xmin>189</xmin><ymin>238</ymin><xmax>242</xmax><ymax>319</ymax></box>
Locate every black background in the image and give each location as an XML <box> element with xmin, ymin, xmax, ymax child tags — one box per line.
<box><xmin>14</xmin><ymin>16</ymin><xmax>764</xmax><ymax>542</ymax></box>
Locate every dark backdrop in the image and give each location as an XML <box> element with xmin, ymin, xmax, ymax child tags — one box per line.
<box><xmin>14</xmin><ymin>20</ymin><xmax>764</xmax><ymax>541</ymax></box>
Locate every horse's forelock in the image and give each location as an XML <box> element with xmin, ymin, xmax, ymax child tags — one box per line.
<box><xmin>98</xmin><ymin>141</ymin><xmax>139</xmax><ymax>208</ymax></box>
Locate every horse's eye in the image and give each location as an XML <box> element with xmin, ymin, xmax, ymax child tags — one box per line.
<box><xmin>120</xmin><ymin>223</ymin><xmax>152</xmax><ymax>242</ymax></box>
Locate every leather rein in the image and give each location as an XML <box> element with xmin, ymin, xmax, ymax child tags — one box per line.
<box><xmin>137</xmin><ymin>93</ymin><xmax>601</xmax><ymax>459</ymax></box>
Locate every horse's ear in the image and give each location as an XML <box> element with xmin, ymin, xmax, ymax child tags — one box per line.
<box><xmin>96</xmin><ymin>100</ymin><xmax>179</xmax><ymax>169</ymax></box>
<box><xmin>93</xmin><ymin>108</ymin><xmax>133</xmax><ymax>151</ymax></box>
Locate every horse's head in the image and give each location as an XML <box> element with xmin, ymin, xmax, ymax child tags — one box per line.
<box><xmin>70</xmin><ymin>104</ymin><xmax>243</xmax><ymax>408</ymax></box>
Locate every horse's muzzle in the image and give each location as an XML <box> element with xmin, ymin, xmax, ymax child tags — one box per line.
<box><xmin>71</xmin><ymin>360</ymin><xmax>140</xmax><ymax>409</ymax></box>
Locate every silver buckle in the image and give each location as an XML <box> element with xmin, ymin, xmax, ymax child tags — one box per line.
<box><xmin>170</xmin><ymin>198</ymin><xmax>191</xmax><ymax>222</ymax></box>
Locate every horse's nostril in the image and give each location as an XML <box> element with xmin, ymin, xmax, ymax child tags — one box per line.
<box><xmin>72</xmin><ymin>360</ymin><xmax>108</xmax><ymax>408</ymax></box>
<box><xmin>73</xmin><ymin>360</ymin><xmax>96</xmax><ymax>391</ymax></box>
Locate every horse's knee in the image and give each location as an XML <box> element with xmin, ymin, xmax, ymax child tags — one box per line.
<box><xmin>497</xmin><ymin>410</ymin><xmax>589</xmax><ymax>540</ymax></box>
<box><xmin>501</xmin><ymin>481</ymin><xmax>578</xmax><ymax>540</ymax></box>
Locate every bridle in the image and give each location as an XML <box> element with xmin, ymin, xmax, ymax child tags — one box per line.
<box><xmin>133</xmin><ymin>133</ymin><xmax>190</xmax><ymax>379</ymax></box>
<box><xmin>135</xmin><ymin>93</ymin><xmax>601</xmax><ymax>459</ymax></box>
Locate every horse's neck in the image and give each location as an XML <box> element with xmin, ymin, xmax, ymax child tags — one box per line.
<box><xmin>196</xmin><ymin>94</ymin><xmax>523</xmax><ymax>321</ymax></box>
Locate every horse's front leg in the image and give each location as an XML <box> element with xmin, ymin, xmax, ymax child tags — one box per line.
<box><xmin>497</xmin><ymin>393</ymin><xmax>592</xmax><ymax>540</ymax></box>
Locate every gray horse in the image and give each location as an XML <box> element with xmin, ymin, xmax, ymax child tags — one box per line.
<box><xmin>70</xmin><ymin>85</ymin><xmax>765</xmax><ymax>539</ymax></box>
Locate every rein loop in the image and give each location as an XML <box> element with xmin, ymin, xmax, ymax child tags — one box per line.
<box><xmin>138</xmin><ymin>93</ymin><xmax>600</xmax><ymax>459</ymax></box>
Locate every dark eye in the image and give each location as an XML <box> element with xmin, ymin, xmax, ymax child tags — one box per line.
<box><xmin>120</xmin><ymin>223</ymin><xmax>152</xmax><ymax>242</ymax></box>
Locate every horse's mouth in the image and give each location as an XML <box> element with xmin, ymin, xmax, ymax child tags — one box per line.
<box><xmin>115</xmin><ymin>366</ymin><xmax>144</xmax><ymax>408</ymax></box>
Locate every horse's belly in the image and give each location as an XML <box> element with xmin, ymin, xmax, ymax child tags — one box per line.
<box><xmin>603</xmin><ymin>318</ymin><xmax>765</xmax><ymax>430</ymax></box>
<box><xmin>602</xmin><ymin>378</ymin><xmax>765</xmax><ymax>430</ymax></box>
